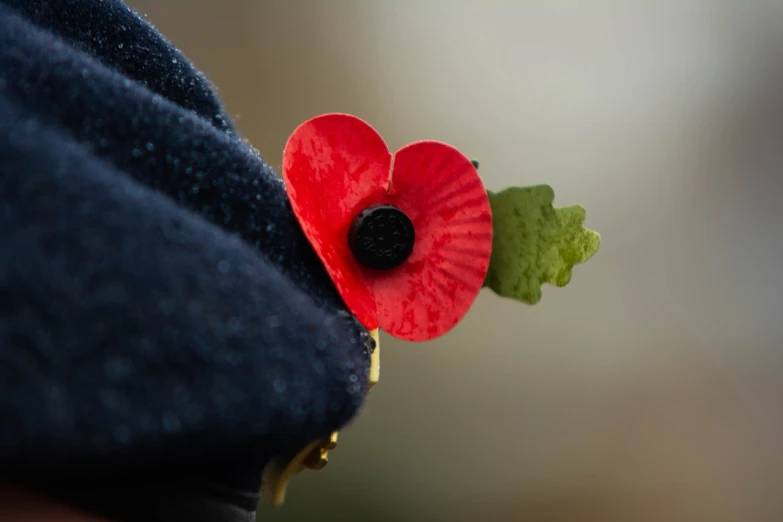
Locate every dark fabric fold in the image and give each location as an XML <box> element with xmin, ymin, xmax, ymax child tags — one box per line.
<box><xmin>0</xmin><ymin>1</ymin><xmax>372</xmax><ymax>519</ymax></box>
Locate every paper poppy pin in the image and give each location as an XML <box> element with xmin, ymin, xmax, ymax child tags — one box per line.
<box><xmin>282</xmin><ymin>113</ymin><xmax>494</xmax><ymax>342</ymax></box>
<box><xmin>263</xmin><ymin>113</ymin><xmax>601</xmax><ymax>505</ymax></box>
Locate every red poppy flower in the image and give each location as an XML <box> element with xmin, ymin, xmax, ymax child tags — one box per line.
<box><xmin>282</xmin><ymin>113</ymin><xmax>493</xmax><ymax>342</ymax></box>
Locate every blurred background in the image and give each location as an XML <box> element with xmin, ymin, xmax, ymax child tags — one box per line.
<box><xmin>128</xmin><ymin>2</ymin><xmax>783</xmax><ymax>521</ymax></box>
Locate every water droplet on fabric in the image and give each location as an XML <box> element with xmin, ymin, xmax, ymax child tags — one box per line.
<box><xmin>112</xmin><ymin>425</ymin><xmax>131</xmax><ymax>444</ymax></box>
<box><xmin>105</xmin><ymin>356</ymin><xmax>133</xmax><ymax>380</ymax></box>
<box><xmin>226</xmin><ymin>350</ymin><xmax>243</xmax><ymax>365</ymax></box>
<box><xmin>266</xmin><ymin>315</ymin><xmax>282</xmax><ymax>329</ymax></box>
<box><xmin>162</xmin><ymin>413</ymin><xmax>181</xmax><ymax>433</ymax></box>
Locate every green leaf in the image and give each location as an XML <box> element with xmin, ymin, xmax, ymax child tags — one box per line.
<box><xmin>484</xmin><ymin>185</ymin><xmax>600</xmax><ymax>304</ymax></box>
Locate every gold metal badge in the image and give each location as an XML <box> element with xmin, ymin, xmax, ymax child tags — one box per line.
<box><xmin>262</xmin><ymin>328</ymin><xmax>380</xmax><ymax>506</ymax></box>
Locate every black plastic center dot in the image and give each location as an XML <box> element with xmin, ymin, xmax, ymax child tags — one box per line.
<box><xmin>348</xmin><ymin>204</ymin><xmax>415</xmax><ymax>270</ymax></box>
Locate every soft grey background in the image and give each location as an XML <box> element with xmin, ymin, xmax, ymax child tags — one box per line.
<box><xmin>129</xmin><ymin>2</ymin><xmax>783</xmax><ymax>521</ymax></box>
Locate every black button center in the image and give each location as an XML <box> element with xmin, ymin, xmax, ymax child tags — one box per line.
<box><xmin>348</xmin><ymin>204</ymin><xmax>415</xmax><ymax>270</ymax></box>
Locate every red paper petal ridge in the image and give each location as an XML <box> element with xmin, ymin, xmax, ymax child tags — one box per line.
<box><xmin>282</xmin><ymin>113</ymin><xmax>390</xmax><ymax>329</ymax></box>
<box><xmin>373</xmin><ymin>141</ymin><xmax>492</xmax><ymax>341</ymax></box>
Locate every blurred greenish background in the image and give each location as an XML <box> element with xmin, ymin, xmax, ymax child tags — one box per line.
<box><xmin>128</xmin><ymin>2</ymin><xmax>783</xmax><ymax>521</ymax></box>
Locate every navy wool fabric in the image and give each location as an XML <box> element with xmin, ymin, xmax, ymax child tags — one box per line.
<box><xmin>0</xmin><ymin>0</ymin><xmax>372</xmax><ymax>517</ymax></box>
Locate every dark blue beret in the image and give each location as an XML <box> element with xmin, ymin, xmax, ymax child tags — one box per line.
<box><xmin>0</xmin><ymin>1</ymin><xmax>372</xmax><ymax>520</ymax></box>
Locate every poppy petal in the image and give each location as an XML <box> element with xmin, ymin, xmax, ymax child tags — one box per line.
<box><xmin>282</xmin><ymin>113</ymin><xmax>391</xmax><ymax>329</ymax></box>
<box><xmin>373</xmin><ymin>141</ymin><xmax>493</xmax><ymax>341</ymax></box>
